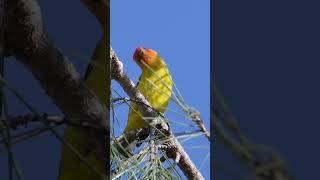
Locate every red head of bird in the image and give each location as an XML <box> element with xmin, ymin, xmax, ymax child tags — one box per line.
<box><xmin>133</xmin><ymin>47</ymin><xmax>160</xmax><ymax>69</ymax></box>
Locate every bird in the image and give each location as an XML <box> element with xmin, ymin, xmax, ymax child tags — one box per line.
<box><xmin>124</xmin><ymin>47</ymin><xmax>173</xmax><ymax>133</ymax></box>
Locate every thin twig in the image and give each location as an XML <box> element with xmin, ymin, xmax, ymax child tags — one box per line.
<box><xmin>0</xmin><ymin>114</ymin><xmax>108</xmax><ymax>134</ymax></box>
<box><xmin>187</xmin><ymin>108</ymin><xmax>210</xmax><ymax>141</ymax></box>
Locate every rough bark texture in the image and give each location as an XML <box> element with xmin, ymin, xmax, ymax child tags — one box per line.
<box><xmin>4</xmin><ymin>0</ymin><xmax>108</xmax><ymax>170</ymax></box>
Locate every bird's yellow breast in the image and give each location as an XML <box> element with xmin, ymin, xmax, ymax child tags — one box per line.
<box><xmin>124</xmin><ymin>60</ymin><xmax>173</xmax><ymax>132</ymax></box>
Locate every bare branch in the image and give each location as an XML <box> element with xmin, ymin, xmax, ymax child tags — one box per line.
<box><xmin>188</xmin><ymin>109</ymin><xmax>210</xmax><ymax>141</ymax></box>
<box><xmin>4</xmin><ymin>0</ymin><xmax>108</xmax><ymax>168</ymax></box>
<box><xmin>0</xmin><ymin>114</ymin><xmax>107</xmax><ymax>133</ymax></box>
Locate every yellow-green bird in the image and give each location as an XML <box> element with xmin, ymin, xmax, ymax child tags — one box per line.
<box><xmin>124</xmin><ymin>47</ymin><xmax>173</xmax><ymax>132</ymax></box>
<box><xmin>58</xmin><ymin>32</ymin><xmax>109</xmax><ymax>180</ymax></box>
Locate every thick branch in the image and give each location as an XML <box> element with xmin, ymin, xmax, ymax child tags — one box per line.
<box><xmin>4</xmin><ymin>0</ymin><xmax>107</xmax><ymax>165</ymax></box>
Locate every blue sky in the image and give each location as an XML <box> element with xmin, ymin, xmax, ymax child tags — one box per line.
<box><xmin>111</xmin><ymin>0</ymin><xmax>210</xmax><ymax>179</ymax></box>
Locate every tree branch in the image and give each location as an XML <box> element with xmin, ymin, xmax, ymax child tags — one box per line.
<box><xmin>111</xmin><ymin>47</ymin><xmax>205</xmax><ymax>180</ymax></box>
<box><xmin>188</xmin><ymin>109</ymin><xmax>210</xmax><ymax>141</ymax></box>
<box><xmin>4</xmin><ymin>0</ymin><xmax>108</xmax><ymax>167</ymax></box>
<box><xmin>0</xmin><ymin>114</ymin><xmax>107</xmax><ymax>133</ymax></box>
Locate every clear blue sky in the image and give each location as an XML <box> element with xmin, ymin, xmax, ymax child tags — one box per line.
<box><xmin>111</xmin><ymin>0</ymin><xmax>210</xmax><ymax>179</ymax></box>
<box><xmin>0</xmin><ymin>0</ymin><xmax>210</xmax><ymax>180</ymax></box>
